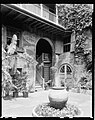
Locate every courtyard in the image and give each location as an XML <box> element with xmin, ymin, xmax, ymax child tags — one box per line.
<box><xmin>2</xmin><ymin>90</ymin><xmax>92</xmax><ymax>117</ymax></box>
<box><xmin>1</xmin><ymin>4</ymin><xmax>93</xmax><ymax>118</ymax></box>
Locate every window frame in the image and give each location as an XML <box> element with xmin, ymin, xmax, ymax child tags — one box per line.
<box><xmin>63</xmin><ymin>36</ymin><xmax>71</xmax><ymax>53</ymax></box>
<box><xmin>59</xmin><ymin>63</ymin><xmax>73</xmax><ymax>75</ymax></box>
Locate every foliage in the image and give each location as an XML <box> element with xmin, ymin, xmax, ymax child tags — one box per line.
<box><xmin>2</xmin><ymin>60</ymin><xmax>16</xmax><ymax>96</ymax></box>
<box><xmin>12</xmin><ymin>71</ymin><xmax>28</xmax><ymax>92</ymax></box>
<box><xmin>58</xmin><ymin>4</ymin><xmax>92</xmax><ymax>31</ymax></box>
<box><xmin>2</xmin><ymin>34</ymin><xmax>36</xmax><ymax>97</ymax></box>
<box><xmin>58</xmin><ymin>4</ymin><xmax>92</xmax><ymax>72</ymax></box>
<box><xmin>78</xmin><ymin>71</ymin><xmax>92</xmax><ymax>89</ymax></box>
<box><xmin>35</xmin><ymin>103</ymin><xmax>81</xmax><ymax>117</ymax></box>
<box><xmin>2</xmin><ymin>44</ymin><xmax>17</xmax><ymax>96</ymax></box>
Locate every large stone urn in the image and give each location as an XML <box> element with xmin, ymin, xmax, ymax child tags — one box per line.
<box><xmin>48</xmin><ymin>87</ymin><xmax>68</xmax><ymax>109</ymax></box>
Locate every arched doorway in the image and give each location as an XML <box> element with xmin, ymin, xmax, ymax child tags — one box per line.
<box><xmin>59</xmin><ymin>63</ymin><xmax>73</xmax><ymax>88</ymax></box>
<box><xmin>36</xmin><ymin>38</ymin><xmax>53</xmax><ymax>86</ymax></box>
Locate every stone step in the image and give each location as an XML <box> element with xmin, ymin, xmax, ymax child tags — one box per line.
<box><xmin>35</xmin><ymin>86</ymin><xmax>44</xmax><ymax>92</ymax></box>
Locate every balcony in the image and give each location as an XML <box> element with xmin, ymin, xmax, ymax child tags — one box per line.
<box><xmin>15</xmin><ymin>4</ymin><xmax>58</xmax><ymax>25</ymax></box>
<box><xmin>2</xmin><ymin>4</ymin><xmax>72</xmax><ymax>36</ymax></box>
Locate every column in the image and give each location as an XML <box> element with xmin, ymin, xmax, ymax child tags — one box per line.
<box><xmin>41</xmin><ymin>4</ymin><xmax>43</xmax><ymax>17</ymax></box>
<box><xmin>56</xmin><ymin>4</ymin><xmax>58</xmax><ymax>24</ymax></box>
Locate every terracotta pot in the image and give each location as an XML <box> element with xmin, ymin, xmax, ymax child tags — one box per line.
<box><xmin>13</xmin><ymin>91</ymin><xmax>18</xmax><ymax>97</ymax></box>
<box><xmin>23</xmin><ymin>92</ymin><xmax>28</xmax><ymax>98</ymax></box>
<box><xmin>48</xmin><ymin>87</ymin><xmax>68</xmax><ymax>109</ymax></box>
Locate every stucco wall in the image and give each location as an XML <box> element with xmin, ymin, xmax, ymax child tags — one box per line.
<box><xmin>21</xmin><ymin>30</ymin><xmax>56</xmax><ymax>90</ymax></box>
<box><xmin>54</xmin><ymin>27</ymin><xmax>92</xmax><ymax>87</ymax></box>
<box><xmin>2</xmin><ymin>23</ymin><xmax>92</xmax><ymax>90</ymax></box>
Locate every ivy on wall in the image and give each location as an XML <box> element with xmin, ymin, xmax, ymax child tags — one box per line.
<box><xmin>58</xmin><ymin>4</ymin><xmax>93</xmax><ymax>72</ymax></box>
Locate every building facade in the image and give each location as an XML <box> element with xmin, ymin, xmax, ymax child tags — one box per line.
<box><xmin>2</xmin><ymin>4</ymin><xmax>91</xmax><ymax>91</ymax></box>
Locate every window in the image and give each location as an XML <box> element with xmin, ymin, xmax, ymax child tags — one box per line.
<box><xmin>63</xmin><ymin>36</ymin><xmax>71</xmax><ymax>52</ymax></box>
<box><xmin>67</xmin><ymin>66</ymin><xmax>72</xmax><ymax>74</ymax></box>
<box><xmin>6</xmin><ymin>27</ymin><xmax>21</xmax><ymax>47</ymax></box>
<box><xmin>60</xmin><ymin>65</ymin><xmax>65</xmax><ymax>73</ymax></box>
<box><xmin>60</xmin><ymin>64</ymin><xmax>72</xmax><ymax>75</ymax></box>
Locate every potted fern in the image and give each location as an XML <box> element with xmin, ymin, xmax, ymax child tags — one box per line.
<box><xmin>12</xmin><ymin>71</ymin><xmax>29</xmax><ymax>98</ymax></box>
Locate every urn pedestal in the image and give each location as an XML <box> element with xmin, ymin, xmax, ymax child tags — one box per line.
<box><xmin>48</xmin><ymin>87</ymin><xmax>68</xmax><ymax>109</ymax></box>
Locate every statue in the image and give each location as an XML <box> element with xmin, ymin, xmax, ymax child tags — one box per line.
<box><xmin>7</xmin><ymin>34</ymin><xmax>17</xmax><ymax>55</ymax></box>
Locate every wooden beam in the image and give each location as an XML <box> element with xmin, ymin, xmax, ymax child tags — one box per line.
<box><xmin>40</xmin><ymin>26</ymin><xmax>61</xmax><ymax>34</ymax></box>
<box><xmin>53</xmin><ymin>30</ymin><xmax>63</xmax><ymax>34</ymax></box>
<box><xmin>23</xmin><ymin>18</ymin><xmax>31</xmax><ymax>23</ymax></box>
<box><xmin>40</xmin><ymin>26</ymin><xmax>51</xmax><ymax>31</ymax></box>
<box><xmin>1</xmin><ymin>6</ymin><xmax>4</xmax><ymax>11</ymax></box>
<box><xmin>43</xmin><ymin>28</ymin><xmax>54</xmax><ymax>33</ymax></box>
<box><xmin>13</xmin><ymin>14</ymin><xmax>22</xmax><ymax>20</ymax></box>
<box><xmin>34</xmin><ymin>22</ymin><xmax>42</xmax><ymax>28</ymax></box>
<box><xmin>29</xmin><ymin>20</ymin><xmax>38</xmax><ymax>26</ymax></box>
<box><xmin>40</xmin><ymin>27</ymin><xmax>59</xmax><ymax>34</ymax></box>
<box><xmin>45</xmin><ymin>29</ymin><xmax>63</xmax><ymax>35</ymax></box>
<box><xmin>43</xmin><ymin>27</ymin><xmax>57</xmax><ymax>33</ymax></box>
<box><xmin>36</xmin><ymin>24</ymin><xmax>47</xmax><ymax>29</ymax></box>
<box><xmin>6</xmin><ymin>10</ymin><xmax>14</xmax><ymax>16</ymax></box>
<box><xmin>50</xmin><ymin>28</ymin><xmax>64</xmax><ymax>34</ymax></box>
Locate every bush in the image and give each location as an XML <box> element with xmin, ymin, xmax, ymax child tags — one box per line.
<box><xmin>86</xmin><ymin>81</ymin><xmax>92</xmax><ymax>90</ymax></box>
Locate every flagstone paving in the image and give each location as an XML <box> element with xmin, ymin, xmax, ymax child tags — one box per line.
<box><xmin>2</xmin><ymin>90</ymin><xmax>92</xmax><ymax>117</ymax></box>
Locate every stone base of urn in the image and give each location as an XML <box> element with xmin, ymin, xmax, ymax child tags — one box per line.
<box><xmin>48</xmin><ymin>87</ymin><xmax>68</xmax><ymax>109</ymax></box>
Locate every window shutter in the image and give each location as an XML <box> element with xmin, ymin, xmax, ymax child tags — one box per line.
<box><xmin>70</xmin><ymin>32</ymin><xmax>75</xmax><ymax>52</ymax></box>
<box><xmin>55</xmin><ymin>40</ymin><xmax>62</xmax><ymax>54</ymax></box>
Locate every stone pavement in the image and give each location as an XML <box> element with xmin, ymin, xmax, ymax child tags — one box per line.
<box><xmin>2</xmin><ymin>90</ymin><xmax>92</xmax><ymax>117</ymax></box>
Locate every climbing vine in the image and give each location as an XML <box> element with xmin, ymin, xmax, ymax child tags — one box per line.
<box><xmin>58</xmin><ymin>4</ymin><xmax>93</xmax><ymax>90</ymax></box>
<box><xmin>58</xmin><ymin>4</ymin><xmax>93</xmax><ymax>71</ymax></box>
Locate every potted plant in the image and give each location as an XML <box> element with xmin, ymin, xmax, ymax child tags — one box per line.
<box><xmin>21</xmin><ymin>73</ymin><xmax>29</xmax><ymax>98</ymax></box>
<box><xmin>2</xmin><ymin>56</ymin><xmax>17</xmax><ymax>98</ymax></box>
<box><xmin>12</xmin><ymin>71</ymin><xmax>29</xmax><ymax>98</ymax></box>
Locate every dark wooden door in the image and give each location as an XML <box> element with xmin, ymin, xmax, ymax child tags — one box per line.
<box><xmin>44</xmin><ymin>62</ymin><xmax>51</xmax><ymax>82</ymax></box>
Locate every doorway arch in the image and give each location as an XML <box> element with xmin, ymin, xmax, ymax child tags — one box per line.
<box><xmin>36</xmin><ymin>38</ymin><xmax>53</xmax><ymax>86</ymax></box>
<box><xmin>36</xmin><ymin>38</ymin><xmax>52</xmax><ymax>60</ymax></box>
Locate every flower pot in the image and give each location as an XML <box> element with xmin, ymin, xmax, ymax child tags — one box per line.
<box><xmin>13</xmin><ymin>91</ymin><xmax>18</xmax><ymax>97</ymax></box>
<box><xmin>48</xmin><ymin>87</ymin><xmax>68</xmax><ymax>109</ymax></box>
<box><xmin>23</xmin><ymin>92</ymin><xmax>28</xmax><ymax>98</ymax></box>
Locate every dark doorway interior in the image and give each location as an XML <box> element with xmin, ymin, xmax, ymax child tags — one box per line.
<box><xmin>36</xmin><ymin>39</ymin><xmax>52</xmax><ymax>86</ymax></box>
<box><xmin>36</xmin><ymin>39</ymin><xmax>52</xmax><ymax>60</ymax></box>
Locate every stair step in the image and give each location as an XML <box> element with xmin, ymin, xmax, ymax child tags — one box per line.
<box><xmin>35</xmin><ymin>86</ymin><xmax>42</xmax><ymax>88</ymax></box>
<box><xmin>35</xmin><ymin>86</ymin><xmax>44</xmax><ymax>92</ymax></box>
